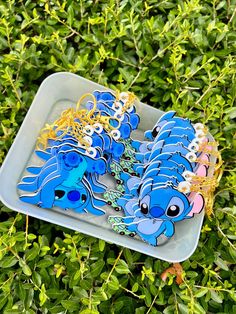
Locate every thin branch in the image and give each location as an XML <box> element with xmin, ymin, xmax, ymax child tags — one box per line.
<box><xmin>105</xmin><ymin>249</ymin><xmax>123</xmax><ymax>283</ymax></box>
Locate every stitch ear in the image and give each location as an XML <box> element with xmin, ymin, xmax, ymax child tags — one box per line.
<box><xmin>159</xmin><ymin>111</ymin><xmax>176</xmax><ymax>122</ymax></box>
<box><xmin>111</xmin><ymin>142</ymin><xmax>125</xmax><ymax>158</ymax></box>
<box><xmin>196</xmin><ymin>164</ymin><xmax>208</xmax><ymax>177</ymax></box>
<box><xmin>95</xmin><ymin>158</ymin><xmax>107</xmax><ymax>175</ymax></box>
<box><xmin>198</xmin><ymin>153</ymin><xmax>210</xmax><ymax>163</ymax></box>
<box><xmin>187</xmin><ymin>192</ymin><xmax>204</xmax><ymax>217</ymax></box>
<box><xmin>196</xmin><ymin>153</ymin><xmax>209</xmax><ymax>175</ymax></box>
<box><xmin>119</xmin><ymin>123</ymin><xmax>131</xmax><ymax>139</ymax></box>
<box><xmin>144</xmin><ymin>130</ymin><xmax>153</xmax><ymax>140</ymax></box>
<box><xmin>128</xmin><ymin>177</ymin><xmax>141</xmax><ymax>193</ymax></box>
<box><xmin>140</xmin><ymin>178</ymin><xmax>153</xmax><ymax>197</ymax></box>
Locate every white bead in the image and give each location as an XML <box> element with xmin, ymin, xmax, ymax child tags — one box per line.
<box><xmin>188</xmin><ymin>141</ymin><xmax>199</xmax><ymax>152</ymax></box>
<box><xmin>112</xmin><ymin>101</ymin><xmax>122</xmax><ymax>112</ymax></box>
<box><xmin>84</xmin><ymin>125</ymin><xmax>94</xmax><ymax>136</ymax></box>
<box><xmin>93</xmin><ymin>123</ymin><xmax>103</xmax><ymax>134</ymax></box>
<box><xmin>119</xmin><ymin>92</ymin><xmax>129</xmax><ymax>103</ymax></box>
<box><xmin>83</xmin><ymin>136</ymin><xmax>92</xmax><ymax>146</ymax></box>
<box><xmin>194</xmin><ymin>123</ymin><xmax>204</xmax><ymax>131</ymax></box>
<box><xmin>186</xmin><ymin>152</ymin><xmax>197</xmax><ymax>162</ymax></box>
<box><xmin>127</xmin><ymin>105</ymin><xmax>134</xmax><ymax>113</ymax></box>
<box><xmin>177</xmin><ymin>181</ymin><xmax>191</xmax><ymax>193</ymax></box>
<box><xmin>183</xmin><ymin>171</ymin><xmax>195</xmax><ymax>181</ymax></box>
<box><xmin>110</xmin><ymin>129</ymin><xmax>121</xmax><ymax>140</ymax></box>
<box><xmin>192</xmin><ymin>138</ymin><xmax>200</xmax><ymax>145</ymax></box>
<box><xmin>114</xmin><ymin>111</ymin><xmax>124</xmax><ymax>121</ymax></box>
<box><xmin>86</xmin><ymin>147</ymin><xmax>97</xmax><ymax>158</ymax></box>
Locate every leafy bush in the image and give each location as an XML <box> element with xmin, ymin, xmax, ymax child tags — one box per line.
<box><xmin>0</xmin><ymin>0</ymin><xmax>236</xmax><ymax>313</ymax></box>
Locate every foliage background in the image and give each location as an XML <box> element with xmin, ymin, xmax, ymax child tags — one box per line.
<box><xmin>0</xmin><ymin>0</ymin><xmax>236</xmax><ymax>313</ymax></box>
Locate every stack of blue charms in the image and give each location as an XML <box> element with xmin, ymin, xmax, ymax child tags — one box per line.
<box><xmin>18</xmin><ymin>90</ymin><xmax>218</xmax><ymax>246</ymax></box>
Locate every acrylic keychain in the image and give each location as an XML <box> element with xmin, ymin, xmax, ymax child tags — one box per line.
<box><xmin>108</xmin><ymin>111</ymin><xmax>221</xmax><ymax>246</ymax></box>
<box><xmin>98</xmin><ymin>91</ymin><xmax>142</xmax><ymax>208</ymax></box>
<box><xmin>18</xmin><ymin>89</ymin><xmax>140</xmax><ymax>215</ymax></box>
<box><xmin>18</xmin><ymin>92</ymin><xmax>123</xmax><ymax>215</ymax></box>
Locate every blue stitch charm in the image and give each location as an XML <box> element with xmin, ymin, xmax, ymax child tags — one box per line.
<box><xmin>18</xmin><ymin>90</ymin><xmax>138</xmax><ymax>216</ymax></box>
<box><xmin>108</xmin><ymin>111</ymin><xmax>219</xmax><ymax>246</ymax></box>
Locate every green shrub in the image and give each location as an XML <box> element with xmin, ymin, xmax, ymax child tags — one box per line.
<box><xmin>0</xmin><ymin>0</ymin><xmax>236</xmax><ymax>313</ymax></box>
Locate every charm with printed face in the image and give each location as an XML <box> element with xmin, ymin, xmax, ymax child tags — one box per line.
<box><xmin>107</xmin><ymin>110</ymin><xmax>212</xmax><ymax>246</ymax></box>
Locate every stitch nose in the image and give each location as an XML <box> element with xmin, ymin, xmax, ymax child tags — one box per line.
<box><xmin>67</xmin><ymin>190</ymin><xmax>80</xmax><ymax>202</ymax></box>
<box><xmin>150</xmin><ymin>206</ymin><xmax>164</xmax><ymax>218</ymax></box>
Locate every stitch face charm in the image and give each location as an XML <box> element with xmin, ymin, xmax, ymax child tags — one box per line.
<box><xmin>108</xmin><ymin>111</ymin><xmax>217</xmax><ymax>246</ymax></box>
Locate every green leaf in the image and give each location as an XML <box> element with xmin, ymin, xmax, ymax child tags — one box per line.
<box><xmin>80</xmin><ymin>309</ymin><xmax>99</xmax><ymax>314</ymax></box>
<box><xmin>215</xmin><ymin>256</ymin><xmax>229</xmax><ymax>271</ymax></box>
<box><xmin>25</xmin><ymin>242</ymin><xmax>40</xmax><ymax>261</ymax></box>
<box><xmin>0</xmin><ymin>256</ymin><xmax>18</xmax><ymax>268</ymax></box>
<box><xmin>0</xmin><ymin>293</ymin><xmax>8</xmax><ymax>311</ymax></box>
<box><xmin>25</xmin><ymin>288</ymin><xmax>34</xmax><ymax>309</ymax></box>
<box><xmin>107</xmin><ymin>275</ymin><xmax>120</xmax><ymax>290</ymax></box>
<box><xmin>61</xmin><ymin>300</ymin><xmax>80</xmax><ymax>311</ymax></box>
<box><xmin>90</xmin><ymin>260</ymin><xmax>105</xmax><ymax>278</ymax></box>
<box><xmin>22</xmin><ymin>263</ymin><xmax>32</xmax><ymax>276</ymax></box>
<box><xmin>195</xmin><ymin>288</ymin><xmax>208</xmax><ymax>298</ymax></box>
<box><xmin>178</xmin><ymin>303</ymin><xmax>189</xmax><ymax>314</ymax></box>
<box><xmin>99</xmin><ymin>239</ymin><xmax>105</xmax><ymax>252</ymax></box>
<box><xmin>210</xmin><ymin>290</ymin><xmax>223</xmax><ymax>303</ymax></box>
<box><xmin>132</xmin><ymin>282</ymin><xmax>139</xmax><ymax>293</ymax></box>
<box><xmin>46</xmin><ymin>289</ymin><xmax>68</xmax><ymax>300</ymax></box>
<box><xmin>115</xmin><ymin>260</ymin><xmax>130</xmax><ymax>274</ymax></box>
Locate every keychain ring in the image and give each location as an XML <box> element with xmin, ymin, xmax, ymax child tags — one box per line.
<box><xmin>76</xmin><ymin>93</ymin><xmax>97</xmax><ymax>115</ymax></box>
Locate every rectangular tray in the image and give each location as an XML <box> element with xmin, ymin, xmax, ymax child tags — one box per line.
<box><xmin>0</xmin><ymin>72</ymin><xmax>206</xmax><ymax>262</ymax></box>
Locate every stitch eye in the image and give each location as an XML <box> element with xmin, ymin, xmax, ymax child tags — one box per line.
<box><xmin>151</xmin><ymin>126</ymin><xmax>160</xmax><ymax>138</ymax></box>
<box><xmin>166</xmin><ymin>205</ymin><xmax>180</xmax><ymax>217</ymax></box>
<box><xmin>81</xmin><ymin>194</ymin><xmax>87</xmax><ymax>203</ymax></box>
<box><xmin>140</xmin><ymin>203</ymin><xmax>149</xmax><ymax>214</ymax></box>
<box><xmin>166</xmin><ymin>197</ymin><xmax>185</xmax><ymax>218</ymax></box>
<box><xmin>55</xmin><ymin>190</ymin><xmax>65</xmax><ymax>200</ymax></box>
<box><xmin>138</xmin><ymin>195</ymin><xmax>150</xmax><ymax>215</ymax></box>
<box><xmin>137</xmin><ymin>184</ymin><xmax>142</xmax><ymax>195</ymax></box>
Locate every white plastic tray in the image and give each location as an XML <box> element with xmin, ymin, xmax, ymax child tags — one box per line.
<box><xmin>0</xmin><ymin>72</ymin><xmax>206</xmax><ymax>262</ymax></box>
